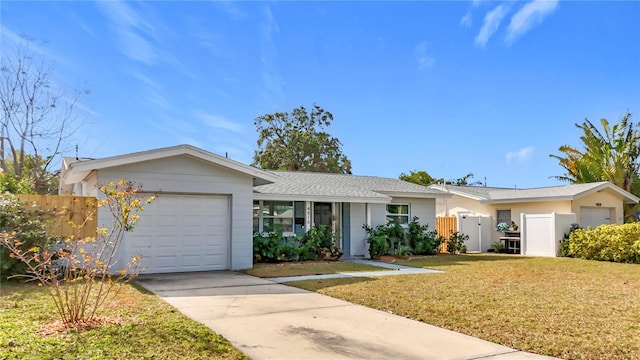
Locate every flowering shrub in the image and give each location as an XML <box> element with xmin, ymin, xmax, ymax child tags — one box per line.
<box><xmin>565</xmin><ymin>223</ymin><xmax>640</xmax><ymax>263</ymax></box>
<box><xmin>0</xmin><ymin>180</ymin><xmax>155</xmax><ymax>326</ymax></box>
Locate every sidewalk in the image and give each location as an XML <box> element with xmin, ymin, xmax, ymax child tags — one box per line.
<box><xmin>267</xmin><ymin>258</ymin><xmax>443</xmax><ymax>283</ymax></box>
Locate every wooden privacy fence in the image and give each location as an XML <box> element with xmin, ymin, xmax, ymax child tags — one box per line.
<box><xmin>16</xmin><ymin>195</ymin><xmax>98</xmax><ymax>239</ymax></box>
<box><xmin>436</xmin><ymin>216</ymin><xmax>457</xmax><ymax>252</ymax></box>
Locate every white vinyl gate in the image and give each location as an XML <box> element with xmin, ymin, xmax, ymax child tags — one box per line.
<box><xmin>458</xmin><ymin>215</ymin><xmax>492</xmax><ymax>252</ymax></box>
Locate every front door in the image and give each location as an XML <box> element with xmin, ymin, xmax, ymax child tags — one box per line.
<box><xmin>313</xmin><ymin>202</ymin><xmax>333</xmax><ymax>228</ymax></box>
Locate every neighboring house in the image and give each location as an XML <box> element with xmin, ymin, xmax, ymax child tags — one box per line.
<box><xmin>428</xmin><ymin>182</ymin><xmax>639</xmax><ymax>254</ymax></box>
<box><xmin>59</xmin><ymin>145</ymin><xmax>450</xmax><ymax>274</ymax></box>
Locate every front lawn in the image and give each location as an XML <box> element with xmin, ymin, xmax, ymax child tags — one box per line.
<box><xmin>0</xmin><ymin>281</ymin><xmax>246</xmax><ymax>359</ymax></box>
<box><xmin>290</xmin><ymin>255</ymin><xmax>640</xmax><ymax>360</ymax></box>
<box><xmin>243</xmin><ymin>260</ymin><xmax>390</xmax><ymax>278</ymax></box>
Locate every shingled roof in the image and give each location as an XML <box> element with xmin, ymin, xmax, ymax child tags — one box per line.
<box><xmin>253</xmin><ymin>171</ymin><xmax>450</xmax><ymax>203</ymax></box>
<box><xmin>428</xmin><ymin>182</ymin><xmax>639</xmax><ymax>204</ymax></box>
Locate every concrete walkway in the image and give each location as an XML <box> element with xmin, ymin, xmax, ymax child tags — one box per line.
<box><xmin>267</xmin><ymin>259</ymin><xmax>443</xmax><ymax>283</ymax></box>
<box><xmin>137</xmin><ymin>271</ymin><xmax>557</xmax><ymax>360</ymax></box>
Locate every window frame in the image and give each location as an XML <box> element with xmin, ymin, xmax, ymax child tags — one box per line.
<box><xmin>496</xmin><ymin>209</ymin><xmax>512</xmax><ymax>228</ymax></box>
<box><xmin>253</xmin><ymin>200</ymin><xmax>295</xmax><ymax>234</ymax></box>
<box><xmin>386</xmin><ymin>203</ymin><xmax>410</xmax><ymax>225</ymax></box>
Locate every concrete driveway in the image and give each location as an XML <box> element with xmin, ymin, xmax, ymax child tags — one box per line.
<box><xmin>137</xmin><ymin>271</ymin><xmax>556</xmax><ymax>360</ymax></box>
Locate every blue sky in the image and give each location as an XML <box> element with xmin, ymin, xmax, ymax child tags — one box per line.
<box><xmin>1</xmin><ymin>1</ymin><xmax>638</xmax><ymax>188</ymax></box>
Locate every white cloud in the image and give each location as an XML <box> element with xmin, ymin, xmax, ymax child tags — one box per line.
<box><xmin>506</xmin><ymin>146</ymin><xmax>534</xmax><ymax>163</ymax></box>
<box><xmin>506</xmin><ymin>0</ymin><xmax>559</xmax><ymax>44</ymax></box>
<box><xmin>216</xmin><ymin>1</ymin><xmax>247</xmax><ymax>20</ymax></box>
<box><xmin>195</xmin><ymin>112</ymin><xmax>244</xmax><ymax>133</ymax></box>
<box><xmin>475</xmin><ymin>4</ymin><xmax>509</xmax><ymax>47</ymax></box>
<box><xmin>414</xmin><ymin>42</ymin><xmax>436</xmax><ymax>70</ymax></box>
<box><xmin>96</xmin><ymin>2</ymin><xmax>158</xmax><ymax>65</ymax></box>
<box><xmin>259</xmin><ymin>5</ymin><xmax>284</xmax><ymax>105</ymax></box>
<box><xmin>460</xmin><ymin>11</ymin><xmax>473</xmax><ymax>27</ymax></box>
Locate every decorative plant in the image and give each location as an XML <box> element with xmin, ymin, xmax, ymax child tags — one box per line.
<box><xmin>363</xmin><ymin>224</ymin><xmax>390</xmax><ymax>259</ymax></box>
<box><xmin>253</xmin><ymin>225</ymin><xmax>341</xmax><ymax>263</ymax></box>
<box><xmin>496</xmin><ymin>222</ymin><xmax>510</xmax><ymax>232</ymax></box>
<box><xmin>490</xmin><ymin>241</ymin><xmax>507</xmax><ymax>253</ymax></box>
<box><xmin>407</xmin><ymin>216</ymin><xmax>441</xmax><ymax>255</ymax></box>
<box><xmin>447</xmin><ymin>231</ymin><xmax>469</xmax><ymax>254</ymax></box>
<box><xmin>253</xmin><ymin>230</ymin><xmax>297</xmax><ymax>262</ymax></box>
<box><xmin>0</xmin><ymin>180</ymin><xmax>155</xmax><ymax>327</ymax></box>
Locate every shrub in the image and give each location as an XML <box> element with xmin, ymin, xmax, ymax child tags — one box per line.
<box><xmin>447</xmin><ymin>231</ymin><xmax>469</xmax><ymax>254</ymax></box>
<box><xmin>567</xmin><ymin>223</ymin><xmax>640</xmax><ymax>263</ymax></box>
<box><xmin>364</xmin><ymin>218</ymin><xmax>442</xmax><ymax>258</ymax></box>
<box><xmin>558</xmin><ymin>223</ymin><xmax>581</xmax><ymax>257</ymax></box>
<box><xmin>490</xmin><ymin>241</ymin><xmax>506</xmax><ymax>253</ymax></box>
<box><xmin>253</xmin><ymin>225</ymin><xmax>341</xmax><ymax>263</ymax></box>
<box><xmin>363</xmin><ymin>224</ymin><xmax>391</xmax><ymax>259</ymax></box>
<box><xmin>0</xmin><ymin>180</ymin><xmax>155</xmax><ymax>326</ymax></box>
<box><xmin>253</xmin><ymin>230</ymin><xmax>297</xmax><ymax>262</ymax></box>
<box><xmin>407</xmin><ymin>217</ymin><xmax>441</xmax><ymax>255</ymax></box>
<box><xmin>0</xmin><ymin>193</ymin><xmax>60</xmax><ymax>277</ymax></box>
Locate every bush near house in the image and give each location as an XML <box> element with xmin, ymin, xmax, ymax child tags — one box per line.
<box><xmin>363</xmin><ymin>217</ymin><xmax>442</xmax><ymax>259</ymax></box>
<box><xmin>446</xmin><ymin>231</ymin><xmax>468</xmax><ymax>254</ymax></box>
<box><xmin>563</xmin><ymin>223</ymin><xmax>640</xmax><ymax>263</ymax></box>
<box><xmin>253</xmin><ymin>225</ymin><xmax>341</xmax><ymax>263</ymax></box>
<box><xmin>0</xmin><ymin>193</ymin><xmax>60</xmax><ymax>277</ymax></box>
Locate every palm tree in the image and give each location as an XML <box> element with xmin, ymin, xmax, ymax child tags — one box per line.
<box><xmin>550</xmin><ymin>112</ymin><xmax>640</xmax><ymax>221</ymax></box>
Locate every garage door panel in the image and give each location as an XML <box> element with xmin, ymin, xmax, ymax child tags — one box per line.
<box><xmin>580</xmin><ymin>207</ymin><xmax>612</xmax><ymax>229</ymax></box>
<box><xmin>156</xmin><ymin>256</ymin><xmax>179</xmax><ymax>269</ymax></box>
<box><xmin>156</xmin><ymin>235</ymin><xmax>180</xmax><ymax>248</ymax></box>
<box><xmin>129</xmin><ymin>234</ymin><xmax>152</xmax><ymax>248</ymax></box>
<box><xmin>183</xmin><ymin>216</ymin><xmax>204</xmax><ymax>227</ymax></box>
<box><xmin>123</xmin><ymin>194</ymin><xmax>229</xmax><ymax>273</ymax></box>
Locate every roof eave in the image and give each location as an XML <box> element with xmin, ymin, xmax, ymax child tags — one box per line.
<box><xmin>573</xmin><ymin>182</ymin><xmax>640</xmax><ymax>204</ymax></box>
<box><xmin>427</xmin><ymin>185</ymin><xmax>488</xmax><ymax>201</ymax></box>
<box><xmin>66</xmin><ymin>145</ymin><xmax>279</xmax><ymax>185</ymax></box>
<box><xmin>481</xmin><ymin>196</ymin><xmax>574</xmax><ymax>204</ymax></box>
<box><xmin>253</xmin><ymin>192</ymin><xmax>391</xmax><ymax>204</ymax></box>
<box><xmin>377</xmin><ymin>191</ymin><xmax>452</xmax><ymax>199</ymax></box>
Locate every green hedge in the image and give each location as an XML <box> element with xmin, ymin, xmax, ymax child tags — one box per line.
<box><xmin>565</xmin><ymin>223</ymin><xmax>640</xmax><ymax>263</ymax></box>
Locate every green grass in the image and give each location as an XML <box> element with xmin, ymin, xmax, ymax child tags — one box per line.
<box><xmin>289</xmin><ymin>255</ymin><xmax>640</xmax><ymax>360</ymax></box>
<box><xmin>0</xmin><ymin>281</ymin><xmax>247</xmax><ymax>359</ymax></box>
<box><xmin>243</xmin><ymin>260</ymin><xmax>390</xmax><ymax>278</ymax></box>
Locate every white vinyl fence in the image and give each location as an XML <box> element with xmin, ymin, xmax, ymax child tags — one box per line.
<box><xmin>520</xmin><ymin>212</ymin><xmax>576</xmax><ymax>257</ymax></box>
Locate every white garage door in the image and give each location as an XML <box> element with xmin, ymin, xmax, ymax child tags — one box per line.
<box><xmin>124</xmin><ymin>194</ymin><xmax>230</xmax><ymax>273</ymax></box>
<box><xmin>580</xmin><ymin>207</ymin><xmax>612</xmax><ymax>230</ymax></box>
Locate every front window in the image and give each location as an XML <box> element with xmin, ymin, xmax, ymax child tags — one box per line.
<box><xmin>254</xmin><ymin>200</ymin><xmax>294</xmax><ymax>233</ymax></box>
<box><xmin>496</xmin><ymin>209</ymin><xmax>511</xmax><ymax>228</ymax></box>
<box><xmin>386</xmin><ymin>204</ymin><xmax>409</xmax><ymax>225</ymax></box>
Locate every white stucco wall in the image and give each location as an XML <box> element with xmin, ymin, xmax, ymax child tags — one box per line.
<box><xmin>392</xmin><ymin>197</ymin><xmax>437</xmax><ymax>229</ymax></box>
<box><xmin>435</xmin><ymin>195</ymin><xmax>494</xmax><ymax>217</ymax></box>
<box><xmin>572</xmin><ymin>189</ymin><xmax>624</xmax><ymax>224</ymax></box>
<box><xmin>93</xmin><ymin>155</ymin><xmax>255</xmax><ymax>270</ymax></box>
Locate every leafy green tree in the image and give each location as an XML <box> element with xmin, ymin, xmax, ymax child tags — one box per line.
<box><xmin>399</xmin><ymin>170</ymin><xmax>436</xmax><ymax>186</ymax></box>
<box><xmin>400</xmin><ymin>171</ymin><xmax>482</xmax><ymax>186</ymax></box>
<box><xmin>252</xmin><ymin>104</ymin><xmax>352</xmax><ymax>173</ymax></box>
<box><xmin>550</xmin><ymin>112</ymin><xmax>640</xmax><ymax>221</ymax></box>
